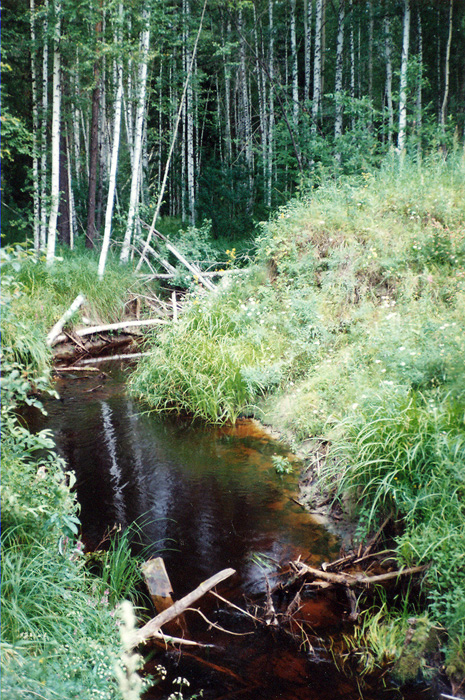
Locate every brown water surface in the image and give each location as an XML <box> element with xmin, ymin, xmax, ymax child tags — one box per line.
<box><xmin>36</xmin><ymin>368</ymin><xmax>434</xmax><ymax>700</ymax></box>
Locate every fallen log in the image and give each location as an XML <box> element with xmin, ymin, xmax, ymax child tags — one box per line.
<box><xmin>53</xmin><ymin>335</ymin><xmax>133</xmax><ymax>362</ymax></box>
<box><xmin>291</xmin><ymin>560</ymin><xmax>428</xmax><ymax>588</ymax></box>
<box><xmin>75</xmin><ymin>352</ymin><xmax>151</xmax><ymax>366</ymax></box>
<box><xmin>46</xmin><ymin>294</ymin><xmax>85</xmax><ymax>346</ymax></box>
<box><xmin>51</xmin><ymin>318</ymin><xmax>168</xmax><ymax>347</ymax></box>
<box><xmin>131</xmin><ymin>567</ymin><xmax>236</xmax><ymax>647</ymax></box>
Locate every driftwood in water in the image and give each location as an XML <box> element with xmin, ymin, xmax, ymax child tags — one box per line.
<box><xmin>46</xmin><ymin>294</ymin><xmax>85</xmax><ymax>346</ymax></box>
<box><xmin>131</xmin><ymin>567</ymin><xmax>236</xmax><ymax>647</ymax></box>
<box><xmin>51</xmin><ymin>318</ymin><xmax>169</xmax><ymax>347</ymax></box>
<box><xmin>142</xmin><ymin>557</ymin><xmax>174</xmax><ymax>613</ymax></box>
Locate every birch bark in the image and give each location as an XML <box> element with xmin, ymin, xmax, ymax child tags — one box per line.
<box><xmin>290</xmin><ymin>0</ymin><xmax>299</xmax><ymax>128</ymax></box>
<box><xmin>40</xmin><ymin>0</ymin><xmax>49</xmax><ymax>250</ymax></box>
<box><xmin>46</xmin><ymin>0</ymin><xmax>61</xmax><ymax>266</ymax></box>
<box><xmin>121</xmin><ymin>7</ymin><xmax>151</xmax><ymax>262</ymax></box>
<box><xmin>98</xmin><ymin>3</ymin><xmax>123</xmax><ymax>279</ymax></box>
<box><xmin>312</xmin><ymin>0</ymin><xmax>324</xmax><ymax>132</ymax></box>
<box><xmin>30</xmin><ymin>0</ymin><xmax>40</xmax><ymax>252</ymax></box>
<box><xmin>334</xmin><ymin>0</ymin><xmax>345</xmax><ymax>161</ymax></box>
<box><xmin>384</xmin><ymin>13</ymin><xmax>394</xmax><ymax>144</ymax></box>
<box><xmin>304</xmin><ymin>0</ymin><xmax>313</xmax><ymax>102</ymax></box>
<box><xmin>440</xmin><ymin>0</ymin><xmax>453</xmax><ymax>135</ymax></box>
<box><xmin>398</xmin><ymin>0</ymin><xmax>411</xmax><ymax>152</ymax></box>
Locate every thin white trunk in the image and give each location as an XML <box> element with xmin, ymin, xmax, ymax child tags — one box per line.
<box><xmin>290</xmin><ymin>0</ymin><xmax>299</xmax><ymax>128</ymax></box>
<box><xmin>238</xmin><ymin>8</ymin><xmax>253</xmax><ymax>198</ymax></box>
<box><xmin>30</xmin><ymin>0</ymin><xmax>40</xmax><ymax>252</ymax></box>
<box><xmin>121</xmin><ymin>8</ymin><xmax>150</xmax><ymax>263</ymax></box>
<box><xmin>98</xmin><ymin>3</ymin><xmax>123</xmax><ymax>279</ymax></box>
<box><xmin>184</xmin><ymin>0</ymin><xmax>195</xmax><ymax>225</ymax></box>
<box><xmin>66</xmin><ymin>129</ymin><xmax>75</xmax><ymax>249</ymax></box>
<box><xmin>73</xmin><ymin>55</ymin><xmax>82</xmax><ymax>183</ymax></box>
<box><xmin>40</xmin><ymin>0</ymin><xmax>49</xmax><ymax>250</ymax></box>
<box><xmin>384</xmin><ymin>14</ymin><xmax>394</xmax><ymax>144</ymax></box>
<box><xmin>267</xmin><ymin>0</ymin><xmax>274</xmax><ymax>208</ymax></box>
<box><xmin>349</xmin><ymin>0</ymin><xmax>355</xmax><ymax>129</ymax></box>
<box><xmin>46</xmin><ymin>0</ymin><xmax>61</xmax><ymax>267</ymax></box>
<box><xmin>334</xmin><ymin>0</ymin><xmax>345</xmax><ymax>158</ymax></box>
<box><xmin>304</xmin><ymin>0</ymin><xmax>313</xmax><ymax>102</ymax></box>
<box><xmin>312</xmin><ymin>0</ymin><xmax>324</xmax><ymax>131</ymax></box>
<box><xmin>136</xmin><ymin>0</ymin><xmax>208</xmax><ymax>273</ymax></box>
<box><xmin>416</xmin><ymin>9</ymin><xmax>423</xmax><ymax>150</ymax></box>
<box><xmin>440</xmin><ymin>0</ymin><xmax>453</xmax><ymax>133</ymax></box>
<box><xmin>224</xmin><ymin>20</ymin><xmax>232</xmax><ymax>161</ymax></box>
<box><xmin>398</xmin><ymin>0</ymin><xmax>411</xmax><ymax>152</ymax></box>
<box><xmin>253</xmin><ymin>3</ymin><xmax>267</xmax><ymax>190</ymax></box>
<box><xmin>368</xmin><ymin>1</ymin><xmax>373</xmax><ymax>103</ymax></box>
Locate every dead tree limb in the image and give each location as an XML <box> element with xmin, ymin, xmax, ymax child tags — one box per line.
<box><xmin>51</xmin><ymin>318</ymin><xmax>168</xmax><ymax>346</ymax></box>
<box><xmin>291</xmin><ymin>561</ymin><xmax>428</xmax><ymax>587</ymax></box>
<box><xmin>46</xmin><ymin>294</ymin><xmax>85</xmax><ymax>346</ymax></box>
<box><xmin>131</xmin><ymin>567</ymin><xmax>236</xmax><ymax>647</ymax></box>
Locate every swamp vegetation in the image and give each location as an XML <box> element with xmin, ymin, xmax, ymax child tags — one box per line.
<box><xmin>2</xmin><ymin>155</ymin><xmax>465</xmax><ymax>698</ymax></box>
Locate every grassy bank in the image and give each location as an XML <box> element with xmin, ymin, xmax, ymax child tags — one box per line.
<box><xmin>130</xmin><ymin>153</ymin><xmax>465</xmax><ymax>687</ymax></box>
<box><xmin>0</xmin><ymin>251</ymin><xmax>155</xmax><ymax>699</ymax></box>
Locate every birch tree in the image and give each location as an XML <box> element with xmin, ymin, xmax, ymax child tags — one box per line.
<box><xmin>98</xmin><ymin>3</ymin><xmax>124</xmax><ymax>279</ymax></box>
<box><xmin>334</xmin><ymin>0</ymin><xmax>345</xmax><ymax>161</ymax></box>
<box><xmin>384</xmin><ymin>11</ymin><xmax>394</xmax><ymax>144</ymax></box>
<box><xmin>311</xmin><ymin>0</ymin><xmax>324</xmax><ymax>132</ymax></box>
<box><xmin>304</xmin><ymin>0</ymin><xmax>313</xmax><ymax>102</ymax></box>
<box><xmin>290</xmin><ymin>0</ymin><xmax>299</xmax><ymax>128</ymax></box>
<box><xmin>86</xmin><ymin>0</ymin><xmax>103</xmax><ymax>249</ymax></box>
<box><xmin>120</xmin><ymin>7</ymin><xmax>151</xmax><ymax>263</ymax></box>
<box><xmin>440</xmin><ymin>0</ymin><xmax>453</xmax><ymax>136</ymax></box>
<box><xmin>46</xmin><ymin>0</ymin><xmax>62</xmax><ymax>267</ymax></box>
<box><xmin>398</xmin><ymin>0</ymin><xmax>411</xmax><ymax>152</ymax></box>
<box><xmin>40</xmin><ymin>0</ymin><xmax>49</xmax><ymax>250</ymax></box>
<box><xmin>29</xmin><ymin>0</ymin><xmax>40</xmax><ymax>252</ymax></box>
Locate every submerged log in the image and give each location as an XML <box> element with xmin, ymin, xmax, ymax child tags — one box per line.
<box><xmin>142</xmin><ymin>557</ymin><xmax>174</xmax><ymax>614</ymax></box>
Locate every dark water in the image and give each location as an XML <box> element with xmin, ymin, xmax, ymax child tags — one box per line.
<box><xmin>36</xmin><ymin>367</ymin><xmax>433</xmax><ymax>700</ymax></box>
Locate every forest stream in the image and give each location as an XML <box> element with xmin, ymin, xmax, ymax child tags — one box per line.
<box><xmin>31</xmin><ymin>365</ymin><xmax>434</xmax><ymax>700</ymax></box>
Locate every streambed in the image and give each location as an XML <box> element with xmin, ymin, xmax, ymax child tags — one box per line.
<box><xmin>35</xmin><ymin>366</ymin><xmax>433</xmax><ymax>700</ymax></box>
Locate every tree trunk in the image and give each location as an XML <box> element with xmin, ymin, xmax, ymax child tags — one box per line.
<box><xmin>290</xmin><ymin>0</ymin><xmax>299</xmax><ymax>128</ymax></box>
<box><xmin>416</xmin><ymin>8</ymin><xmax>423</xmax><ymax>153</ymax></box>
<box><xmin>121</xmin><ymin>7</ymin><xmax>150</xmax><ymax>263</ymax></box>
<box><xmin>304</xmin><ymin>0</ymin><xmax>313</xmax><ymax>103</ymax></box>
<box><xmin>238</xmin><ymin>7</ymin><xmax>253</xmax><ymax>205</ymax></box>
<box><xmin>40</xmin><ymin>0</ymin><xmax>49</xmax><ymax>251</ymax></box>
<box><xmin>384</xmin><ymin>12</ymin><xmax>394</xmax><ymax>144</ymax></box>
<box><xmin>398</xmin><ymin>0</ymin><xmax>410</xmax><ymax>152</ymax></box>
<box><xmin>98</xmin><ymin>3</ymin><xmax>123</xmax><ymax>279</ymax></box>
<box><xmin>57</xmin><ymin>109</ymin><xmax>70</xmax><ymax>245</ymax></box>
<box><xmin>267</xmin><ymin>0</ymin><xmax>274</xmax><ymax>208</ymax></box>
<box><xmin>349</xmin><ymin>0</ymin><xmax>355</xmax><ymax>130</ymax></box>
<box><xmin>46</xmin><ymin>0</ymin><xmax>61</xmax><ymax>267</ymax></box>
<box><xmin>312</xmin><ymin>0</ymin><xmax>324</xmax><ymax>132</ymax></box>
<box><xmin>184</xmin><ymin>0</ymin><xmax>195</xmax><ymax>225</ymax></box>
<box><xmin>440</xmin><ymin>0</ymin><xmax>453</xmax><ymax>136</ymax></box>
<box><xmin>86</xmin><ymin>5</ymin><xmax>103</xmax><ymax>249</ymax></box>
<box><xmin>334</xmin><ymin>0</ymin><xmax>345</xmax><ymax>162</ymax></box>
<box><xmin>30</xmin><ymin>0</ymin><xmax>40</xmax><ymax>252</ymax></box>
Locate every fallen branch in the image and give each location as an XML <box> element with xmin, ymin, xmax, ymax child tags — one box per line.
<box><xmin>131</xmin><ymin>567</ymin><xmax>236</xmax><ymax>647</ymax></box>
<box><xmin>209</xmin><ymin>591</ymin><xmax>261</xmax><ymax>624</ymax></box>
<box><xmin>51</xmin><ymin>318</ymin><xmax>168</xmax><ymax>346</ymax></box>
<box><xmin>75</xmin><ymin>352</ymin><xmax>151</xmax><ymax>366</ymax></box>
<box><xmin>46</xmin><ymin>294</ymin><xmax>85</xmax><ymax>346</ymax></box>
<box><xmin>291</xmin><ymin>561</ymin><xmax>428</xmax><ymax>588</ymax></box>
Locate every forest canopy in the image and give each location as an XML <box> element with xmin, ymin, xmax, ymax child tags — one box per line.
<box><xmin>2</xmin><ymin>0</ymin><xmax>464</xmax><ymax>261</ymax></box>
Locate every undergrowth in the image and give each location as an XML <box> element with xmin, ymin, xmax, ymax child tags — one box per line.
<box><xmin>131</xmin><ymin>152</ymin><xmax>465</xmax><ymax>685</ymax></box>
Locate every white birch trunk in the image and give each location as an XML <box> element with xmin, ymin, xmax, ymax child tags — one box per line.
<box><xmin>312</xmin><ymin>0</ymin><xmax>324</xmax><ymax>131</ymax></box>
<box><xmin>349</xmin><ymin>0</ymin><xmax>355</xmax><ymax>130</ymax></box>
<box><xmin>290</xmin><ymin>0</ymin><xmax>299</xmax><ymax>128</ymax></box>
<box><xmin>46</xmin><ymin>0</ymin><xmax>61</xmax><ymax>267</ymax></box>
<box><xmin>66</xmin><ymin>129</ymin><xmax>75</xmax><ymax>249</ymax></box>
<box><xmin>40</xmin><ymin>0</ymin><xmax>49</xmax><ymax>250</ymax></box>
<box><xmin>334</xmin><ymin>0</ymin><xmax>345</xmax><ymax>160</ymax></box>
<box><xmin>267</xmin><ymin>0</ymin><xmax>274</xmax><ymax>208</ymax></box>
<box><xmin>73</xmin><ymin>55</ymin><xmax>82</xmax><ymax>184</ymax></box>
<box><xmin>304</xmin><ymin>0</ymin><xmax>313</xmax><ymax>102</ymax></box>
<box><xmin>224</xmin><ymin>20</ymin><xmax>232</xmax><ymax>162</ymax></box>
<box><xmin>398</xmin><ymin>0</ymin><xmax>411</xmax><ymax>152</ymax></box>
<box><xmin>416</xmin><ymin>9</ymin><xmax>423</xmax><ymax>151</ymax></box>
<box><xmin>440</xmin><ymin>0</ymin><xmax>453</xmax><ymax>134</ymax></box>
<box><xmin>184</xmin><ymin>0</ymin><xmax>195</xmax><ymax>225</ymax></box>
<box><xmin>384</xmin><ymin>14</ymin><xmax>394</xmax><ymax>144</ymax></box>
<box><xmin>30</xmin><ymin>0</ymin><xmax>40</xmax><ymax>252</ymax></box>
<box><xmin>120</xmin><ymin>8</ymin><xmax>150</xmax><ymax>263</ymax></box>
<box><xmin>98</xmin><ymin>3</ymin><xmax>123</xmax><ymax>279</ymax></box>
